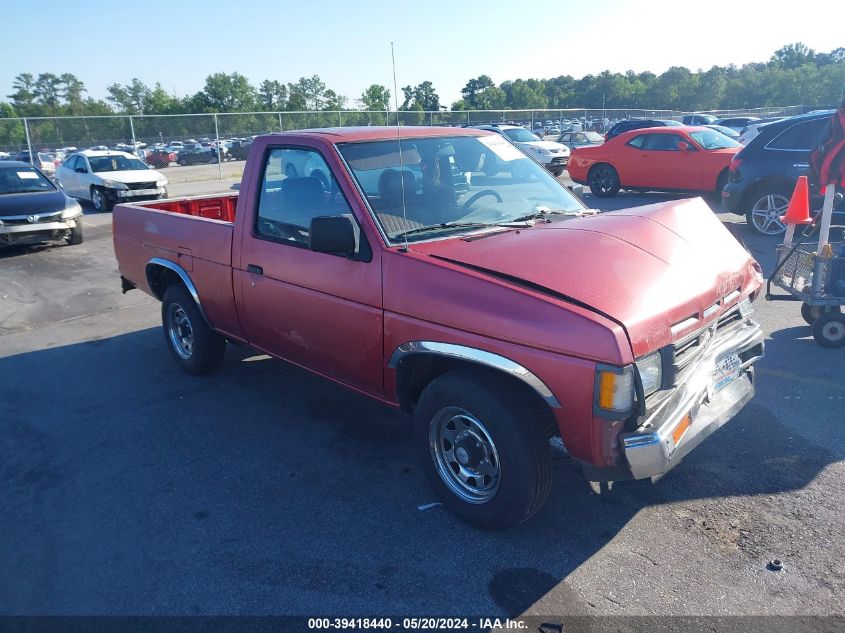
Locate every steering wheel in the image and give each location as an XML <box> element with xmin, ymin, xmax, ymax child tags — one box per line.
<box><xmin>461</xmin><ymin>189</ymin><xmax>503</xmax><ymax>211</ymax></box>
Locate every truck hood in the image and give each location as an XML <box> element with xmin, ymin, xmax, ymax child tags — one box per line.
<box><xmin>412</xmin><ymin>198</ymin><xmax>760</xmax><ymax>357</ymax></box>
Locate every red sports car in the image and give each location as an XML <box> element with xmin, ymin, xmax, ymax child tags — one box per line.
<box><xmin>568</xmin><ymin>126</ymin><xmax>741</xmax><ymax>198</ymax></box>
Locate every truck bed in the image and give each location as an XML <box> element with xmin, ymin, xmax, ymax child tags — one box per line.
<box><xmin>113</xmin><ymin>191</ymin><xmax>243</xmax><ymax>340</ymax></box>
<box><xmin>139</xmin><ymin>192</ymin><xmax>238</xmax><ymax>223</ymax></box>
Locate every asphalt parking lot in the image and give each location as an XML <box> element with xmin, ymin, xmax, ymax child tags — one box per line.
<box><xmin>1</xmin><ymin>185</ymin><xmax>844</xmax><ymax>620</ymax></box>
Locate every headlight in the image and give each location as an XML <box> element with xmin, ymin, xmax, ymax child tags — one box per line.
<box><xmin>101</xmin><ymin>179</ymin><xmax>128</xmax><ymax>190</ymax></box>
<box><xmin>61</xmin><ymin>200</ymin><xmax>83</xmax><ymax>219</ymax></box>
<box><xmin>156</xmin><ymin>177</ymin><xmax>168</xmax><ymax>187</ymax></box>
<box><xmin>595</xmin><ymin>365</ymin><xmax>635</xmax><ymax>415</ymax></box>
<box><xmin>635</xmin><ymin>352</ymin><xmax>663</xmax><ymax>397</ymax></box>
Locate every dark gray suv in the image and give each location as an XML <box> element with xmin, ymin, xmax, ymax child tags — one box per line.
<box><xmin>721</xmin><ymin>111</ymin><xmax>844</xmax><ymax>235</ymax></box>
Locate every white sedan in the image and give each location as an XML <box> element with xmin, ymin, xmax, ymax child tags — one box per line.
<box><xmin>55</xmin><ymin>150</ymin><xmax>168</xmax><ymax>212</ymax></box>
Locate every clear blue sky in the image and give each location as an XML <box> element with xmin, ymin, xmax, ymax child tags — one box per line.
<box><xmin>2</xmin><ymin>0</ymin><xmax>842</xmax><ymax>107</ymax></box>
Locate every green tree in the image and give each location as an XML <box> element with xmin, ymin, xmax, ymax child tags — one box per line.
<box><xmin>359</xmin><ymin>84</ymin><xmax>391</xmax><ymax>111</ymax></box>
<box><xmin>460</xmin><ymin>75</ymin><xmax>505</xmax><ymax>109</ymax></box>
<box><xmin>258</xmin><ymin>80</ymin><xmax>288</xmax><ymax>110</ymax></box>
<box><xmin>8</xmin><ymin>73</ymin><xmax>37</xmax><ymax>114</ymax></box>
<box><xmin>400</xmin><ymin>81</ymin><xmax>440</xmax><ymax>111</ymax></box>
<box><xmin>289</xmin><ymin>75</ymin><xmax>327</xmax><ymax>110</ymax></box>
<box><xmin>772</xmin><ymin>43</ymin><xmax>816</xmax><ymax>69</ymax></box>
<box><xmin>322</xmin><ymin>89</ymin><xmax>347</xmax><ymax>110</ymax></box>
<box><xmin>33</xmin><ymin>73</ymin><xmax>63</xmax><ymax>116</ymax></box>
<box><xmin>107</xmin><ymin>78</ymin><xmax>151</xmax><ymax>114</ymax></box>
<box><xmin>201</xmin><ymin>72</ymin><xmax>256</xmax><ymax>111</ymax></box>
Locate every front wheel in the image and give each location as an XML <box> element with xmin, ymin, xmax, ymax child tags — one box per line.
<box><xmin>91</xmin><ymin>186</ymin><xmax>112</xmax><ymax>212</ymax></box>
<box><xmin>66</xmin><ymin>221</ymin><xmax>83</xmax><ymax>245</ymax></box>
<box><xmin>813</xmin><ymin>312</ymin><xmax>845</xmax><ymax>348</ymax></box>
<box><xmin>588</xmin><ymin>163</ymin><xmax>620</xmax><ymax>197</ymax></box>
<box><xmin>161</xmin><ymin>285</ymin><xmax>226</xmax><ymax>374</ymax></box>
<box><xmin>414</xmin><ymin>368</ymin><xmax>553</xmax><ymax>529</ymax></box>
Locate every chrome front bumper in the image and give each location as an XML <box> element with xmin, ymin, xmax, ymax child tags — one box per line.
<box><xmin>621</xmin><ymin>319</ymin><xmax>765</xmax><ymax>480</ymax></box>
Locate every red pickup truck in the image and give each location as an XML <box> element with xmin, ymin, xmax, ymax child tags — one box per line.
<box><xmin>113</xmin><ymin>127</ymin><xmax>765</xmax><ymax>529</ymax></box>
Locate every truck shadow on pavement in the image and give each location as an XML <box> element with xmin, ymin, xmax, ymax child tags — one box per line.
<box><xmin>1</xmin><ymin>326</ymin><xmax>841</xmax><ymax>616</ymax></box>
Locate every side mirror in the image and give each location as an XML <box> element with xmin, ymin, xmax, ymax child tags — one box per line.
<box><xmin>309</xmin><ymin>216</ymin><xmax>355</xmax><ymax>257</ymax></box>
<box><xmin>678</xmin><ymin>141</ymin><xmax>692</xmax><ymax>151</ymax></box>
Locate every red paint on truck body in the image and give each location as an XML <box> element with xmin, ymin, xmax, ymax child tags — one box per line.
<box><xmin>113</xmin><ymin>126</ymin><xmax>762</xmax><ymax>470</ymax></box>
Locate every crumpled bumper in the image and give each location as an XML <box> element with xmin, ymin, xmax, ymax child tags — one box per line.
<box><xmin>621</xmin><ymin>319</ymin><xmax>765</xmax><ymax>480</ymax></box>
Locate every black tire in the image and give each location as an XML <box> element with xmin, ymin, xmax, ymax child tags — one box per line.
<box><xmin>413</xmin><ymin>368</ymin><xmax>553</xmax><ymax>529</ymax></box>
<box><xmin>588</xmin><ymin>163</ymin><xmax>620</xmax><ymax>198</ymax></box>
<box><xmin>67</xmin><ymin>221</ymin><xmax>83</xmax><ymax>245</ymax></box>
<box><xmin>801</xmin><ymin>303</ymin><xmax>841</xmax><ymax>325</ymax></box>
<box><xmin>91</xmin><ymin>186</ymin><xmax>112</xmax><ymax>212</ymax></box>
<box><xmin>161</xmin><ymin>284</ymin><xmax>226</xmax><ymax>374</ymax></box>
<box><xmin>812</xmin><ymin>312</ymin><xmax>845</xmax><ymax>348</ymax></box>
<box><xmin>715</xmin><ymin>170</ymin><xmax>729</xmax><ymax>195</ymax></box>
<box><xmin>745</xmin><ymin>184</ymin><xmax>790</xmax><ymax>236</ymax></box>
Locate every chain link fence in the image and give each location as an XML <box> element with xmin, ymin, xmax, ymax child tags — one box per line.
<box><xmin>0</xmin><ymin>105</ymin><xmax>814</xmax><ymax>181</ymax></box>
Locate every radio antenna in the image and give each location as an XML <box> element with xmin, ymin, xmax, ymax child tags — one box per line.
<box><xmin>391</xmin><ymin>42</ymin><xmax>410</xmax><ymax>253</ymax></box>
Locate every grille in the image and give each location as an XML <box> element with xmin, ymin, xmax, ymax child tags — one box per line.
<box><xmin>670</xmin><ymin>305</ymin><xmax>745</xmax><ymax>380</ymax></box>
<box><xmin>0</xmin><ymin>211</ymin><xmax>62</xmax><ymax>225</ymax></box>
<box><xmin>125</xmin><ymin>182</ymin><xmax>158</xmax><ymax>191</ymax></box>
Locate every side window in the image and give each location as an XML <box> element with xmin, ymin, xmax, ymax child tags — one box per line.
<box><xmin>255</xmin><ymin>147</ymin><xmax>361</xmax><ymax>254</ymax></box>
<box><xmin>64</xmin><ymin>156</ymin><xmax>77</xmax><ymax>170</ymax></box>
<box><xmin>627</xmin><ymin>134</ymin><xmax>646</xmax><ymax>149</ymax></box>
<box><xmin>768</xmin><ymin>118</ymin><xmax>829</xmax><ymax>151</ymax></box>
<box><xmin>641</xmin><ymin>133</ymin><xmax>683</xmax><ymax>151</ymax></box>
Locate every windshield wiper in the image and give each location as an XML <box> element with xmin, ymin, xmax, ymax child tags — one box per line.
<box><xmin>392</xmin><ymin>222</ymin><xmax>490</xmax><ymax>239</ymax></box>
<box><xmin>498</xmin><ymin>208</ymin><xmax>584</xmax><ymax>225</ymax></box>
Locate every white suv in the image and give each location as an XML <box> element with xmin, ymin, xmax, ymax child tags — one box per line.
<box><xmin>474</xmin><ymin>125</ymin><xmax>570</xmax><ymax>176</ymax></box>
<box><xmin>55</xmin><ymin>150</ymin><xmax>168</xmax><ymax>212</ymax></box>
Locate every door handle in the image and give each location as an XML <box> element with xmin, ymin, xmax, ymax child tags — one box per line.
<box><xmin>793</xmin><ymin>163</ymin><xmax>809</xmax><ymax>170</ymax></box>
<box><xmin>246</xmin><ymin>264</ymin><xmax>263</xmax><ymax>275</ymax></box>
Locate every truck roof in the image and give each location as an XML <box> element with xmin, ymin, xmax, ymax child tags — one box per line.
<box><xmin>266</xmin><ymin>126</ymin><xmax>490</xmax><ymax>143</ymax></box>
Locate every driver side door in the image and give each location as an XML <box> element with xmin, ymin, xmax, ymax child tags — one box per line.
<box><xmin>235</xmin><ymin>144</ymin><xmax>385</xmax><ymax>396</ymax></box>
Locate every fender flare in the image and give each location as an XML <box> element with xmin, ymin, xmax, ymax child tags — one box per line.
<box><xmin>145</xmin><ymin>257</ymin><xmax>212</xmax><ymax>327</ymax></box>
<box><xmin>388</xmin><ymin>341</ymin><xmax>561</xmax><ymax>409</ymax></box>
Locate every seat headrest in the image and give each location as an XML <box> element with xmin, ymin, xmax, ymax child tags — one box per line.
<box><xmin>280</xmin><ymin>176</ymin><xmax>324</xmax><ymax>210</ymax></box>
<box><xmin>378</xmin><ymin>169</ymin><xmax>415</xmax><ymax>205</ymax></box>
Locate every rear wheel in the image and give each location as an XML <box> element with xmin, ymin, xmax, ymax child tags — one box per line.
<box><xmin>746</xmin><ymin>186</ymin><xmax>789</xmax><ymax>235</ymax></box>
<box><xmin>588</xmin><ymin>163</ymin><xmax>620</xmax><ymax>197</ymax></box>
<box><xmin>161</xmin><ymin>285</ymin><xmax>226</xmax><ymax>374</ymax></box>
<box><xmin>812</xmin><ymin>313</ymin><xmax>845</xmax><ymax>348</ymax></box>
<box><xmin>414</xmin><ymin>368</ymin><xmax>553</xmax><ymax>529</ymax></box>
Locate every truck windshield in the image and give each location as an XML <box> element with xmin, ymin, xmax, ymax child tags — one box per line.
<box><xmin>338</xmin><ymin>134</ymin><xmax>584</xmax><ymax>243</ymax></box>
<box><xmin>89</xmin><ymin>155</ymin><xmax>149</xmax><ymax>172</ymax></box>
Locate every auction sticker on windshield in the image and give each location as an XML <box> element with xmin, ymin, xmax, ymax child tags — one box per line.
<box><xmin>478</xmin><ymin>135</ymin><xmax>524</xmax><ymax>161</ymax></box>
<box><xmin>17</xmin><ymin>171</ymin><xmax>39</xmax><ymax>179</ymax></box>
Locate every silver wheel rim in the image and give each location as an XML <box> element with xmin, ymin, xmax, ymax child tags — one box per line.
<box><xmin>821</xmin><ymin>321</ymin><xmax>845</xmax><ymax>343</ymax></box>
<box><xmin>429</xmin><ymin>406</ymin><xmax>501</xmax><ymax>504</ymax></box>
<box><xmin>92</xmin><ymin>189</ymin><xmax>103</xmax><ymax>210</ymax></box>
<box><xmin>167</xmin><ymin>304</ymin><xmax>194</xmax><ymax>360</ymax></box>
<box><xmin>750</xmin><ymin>194</ymin><xmax>788</xmax><ymax>235</ymax></box>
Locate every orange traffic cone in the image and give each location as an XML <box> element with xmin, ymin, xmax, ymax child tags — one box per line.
<box><xmin>780</xmin><ymin>176</ymin><xmax>813</xmax><ymax>225</ymax></box>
